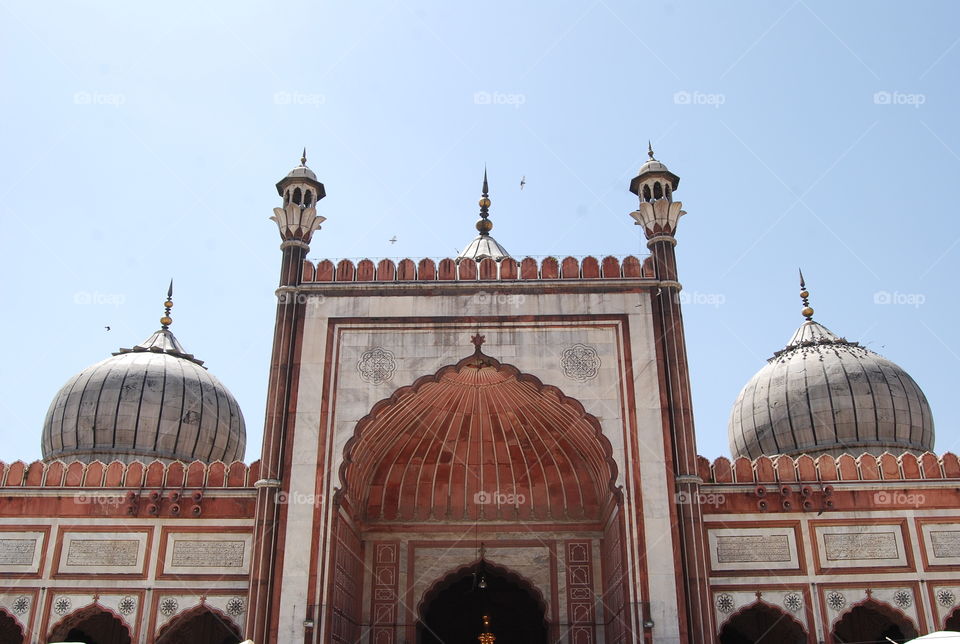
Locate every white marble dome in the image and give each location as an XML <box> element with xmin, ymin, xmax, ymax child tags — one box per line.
<box><xmin>42</xmin><ymin>328</ymin><xmax>246</xmax><ymax>464</ymax></box>
<box><xmin>728</xmin><ymin>319</ymin><xmax>934</xmax><ymax>458</ymax></box>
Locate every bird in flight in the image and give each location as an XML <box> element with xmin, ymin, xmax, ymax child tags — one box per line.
<box><xmin>105</xmin><ymin>326</ymin><xmax>111</xmax><ymax>331</ymax></box>
<box><xmin>389</xmin><ymin>235</ymin><xmax>397</xmax><ymax>244</ymax></box>
<box><xmin>520</xmin><ymin>175</ymin><xmax>526</xmax><ymax>190</ymax></box>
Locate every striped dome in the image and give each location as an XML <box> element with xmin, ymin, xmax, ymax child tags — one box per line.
<box><xmin>728</xmin><ymin>320</ymin><xmax>934</xmax><ymax>458</ymax></box>
<box><xmin>42</xmin><ymin>328</ymin><xmax>245</xmax><ymax>464</ymax></box>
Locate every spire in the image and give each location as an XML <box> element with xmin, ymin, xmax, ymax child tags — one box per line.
<box><xmin>301</xmin><ymin>147</ymin><xmax>307</xmax><ymax>166</ymax></box>
<box><xmin>648</xmin><ymin>140</ymin><xmax>656</xmax><ymax>161</ymax></box>
<box><xmin>799</xmin><ymin>269</ymin><xmax>814</xmax><ymax>321</ymax></box>
<box><xmin>477</xmin><ymin>167</ymin><xmax>492</xmax><ymax>235</ymax></box>
<box><xmin>160</xmin><ymin>279</ymin><xmax>173</xmax><ymax>330</ymax></box>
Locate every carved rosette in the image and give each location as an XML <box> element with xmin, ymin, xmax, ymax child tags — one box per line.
<box><xmin>270</xmin><ymin>204</ymin><xmax>326</xmax><ymax>244</ymax></box>
<box><xmin>629</xmin><ymin>199</ymin><xmax>685</xmax><ymax>238</ymax></box>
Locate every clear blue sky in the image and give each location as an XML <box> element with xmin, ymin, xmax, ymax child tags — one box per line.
<box><xmin>1</xmin><ymin>1</ymin><xmax>957</xmax><ymax>462</ymax></box>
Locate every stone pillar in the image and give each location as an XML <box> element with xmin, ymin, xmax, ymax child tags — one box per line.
<box><xmin>246</xmin><ymin>171</ymin><xmax>325</xmax><ymax>644</ymax></box>
<box><xmin>630</xmin><ymin>192</ymin><xmax>713</xmax><ymax>643</ymax></box>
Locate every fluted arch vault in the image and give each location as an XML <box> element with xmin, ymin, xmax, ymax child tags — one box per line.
<box><xmin>339</xmin><ymin>349</ymin><xmax>619</xmax><ymax>522</ymax></box>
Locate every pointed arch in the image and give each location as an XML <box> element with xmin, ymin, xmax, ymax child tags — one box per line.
<box><xmin>0</xmin><ymin>608</ymin><xmax>23</xmax><ymax>644</ymax></box>
<box><xmin>155</xmin><ymin>603</ymin><xmax>242</xmax><ymax>644</ymax></box>
<box><xmin>944</xmin><ymin>604</ymin><xmax>960</xmax><ymax>631</ymax></box>
<box><xmin>337</xmin><ymin>348</ymin><xmax>620</xmax><ymax>522</ymax></box>
<box><xmin>718</xmin><ymin>600</ymin><xmax>806</xmax><ymax>643</ymax></box>
<box><xmin>47</xmin><ymin>603</ymin><xmax>131</xmax><ymax>644</ymax></box>
<box><xmin>831</xmin><ymin>598</ymin><xmax>918</xmax><ymax>643</ymax></box>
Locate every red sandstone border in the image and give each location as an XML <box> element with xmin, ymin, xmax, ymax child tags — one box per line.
<box><xmin>698</xmin><ymin>452</ymin><xmax>960</xmax><ymax>484</ymax></box>
<box><xmin>0</xmin><ymin>459</ymin><xmax>260</xmax><ymax>488</ymax></box>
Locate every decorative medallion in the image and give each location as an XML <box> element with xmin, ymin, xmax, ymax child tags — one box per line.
<box><xmin>826</xmin><ymin>591</ymin><xmax>846</xmax><ymax>611</ymax></box>
<box><xmin>715</xmin><ymin>593</ymin><xmax>735</xmax><ymax>614</ymax></box>
<box><xmin>226</xmin><ymin>597</ymin><xmax>245</xmax><ymax>617</ymax></box>
<box><xmin>561</xmin><ymin>344</ymin><xmax>601</xmax><ymax>382</ymax></box>
<box><xmin>11</xmin><ymin>596</ymin><xmax>29</xmax><ymax>615</ymax></box>
<box><xmin>118</xmin><ymin>596</ymin><xmax>136</xmax><ymax>616</ymax></box>
<box><xmin>893</xmin><ymin>589</ymin><xmax>912</xmax><ymax>609</ymax></box>
<box><xmin>357</xmin><ymin>347</ymin><xmax>397</xmax><ymax>385</ymax></box>
<box><xmin>938</xmin><ymin>589</ymin><xmax>956</xmax><ymax>608</ymax></box>
<box><xmin>783</xmin><ymin>592</ymin><xmax>803</xmax><ymax>613</ymax></box>
<box><xmin>54</xmin><ymin>597</ymin><xmax>71</xmax><ymax>615</ymax></box>
<box><xmin>160</xmin><ymin>597</ymin><xmax>179</xmax><ymax>617</ymax></box>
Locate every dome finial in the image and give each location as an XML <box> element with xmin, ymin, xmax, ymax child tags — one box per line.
<box><xmin>301</xmin><ymin>147</ymin><xmax>307</xmax><ymax>166</ymax></box>
<box><xmin>648</xmin><ymin>140</ymin><xmax>656</xmax><ymax>161</ymax></box>
<box><xmin>161</xmin><ymin>279</ymin><xmax>174</xmax><ymax>330</ymax></box>
<box><xmin>476</xmin><ymin>167</ymin><xmax>492</xmax><ymax>236</ymax></box>
<box><xmin>799</xmin><ymin>269</ymin><xmax>814</xmax><ymax>321</ymax></box>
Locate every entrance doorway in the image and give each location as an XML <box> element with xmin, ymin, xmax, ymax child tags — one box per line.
<box><xmin>831</xmin><ymin>601</ymin><xmax>918</xmax><ymax>643</ymax></box>
<box><xmin>155</xmin><ymin>607</ymin><xmax>241</xmax><ymax>644</ymax></box>
<box><xmin>419</xmin><ymin>564</ymin><xmax>548</xmax><ymax>644</ymax></box>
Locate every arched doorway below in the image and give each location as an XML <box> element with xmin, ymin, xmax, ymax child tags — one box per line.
<box><xmin>0</xmin><ymin>609</ymin><xmax>23</xmax><ymax>644</ymax></box>
<box><xmin>48</xmin><ymin>607</ymin><xmax>131</xmax><ymax>644</ymax></box>
<box><xmin>946</xmin><ymin>606</ymin><xmax>960</xmax><ymax>631</ymax></box>
<box><xmin>831</xmin><ymin>601</ymin><xmax>918</xmax><ymax>643</ymax></box>
<box><xmin>156</xmin><ymin>607</ymin><xmax>241</xmax><ymax>644</ymax></box>
<box><xmin>419</xmin><ymin>563</ymin><xmax>548</xmax><ymax>644</ymax></box>
<box><xmin>719</xmin><ymin>602</ymin><xmax>806</xmax><ymax>643</ymax></box>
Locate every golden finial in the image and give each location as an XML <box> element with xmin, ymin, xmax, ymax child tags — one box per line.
<box><xmin>301</xmin><ymin>147</ymin><xmax>307</xmax><ymax>166</ymax></box>
<box><xmin>799</xmin><ymin>269</ymin><xmax>814</xmax><ymax>321</ymax></box>
<box><xmin>160</xmin><ymin>279</ymin><xmax>174</xmax><ymax>329</ymax></box>
<box><xmin>476</xmin><ymin>167</ymin><xmax>493</xmax><ymax>235</ymax></box>
<box><xmin>648</xmin><ymin>140</ymin><xmax>655</xmax><ymax>161</ymax></box>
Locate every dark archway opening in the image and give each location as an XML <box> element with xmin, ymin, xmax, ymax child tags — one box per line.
<box><xmin>719</xmin><ymin>603</ymin><xmax>806</xmax><ymax>644</ymax></box>
<box><xmin>0</xmin><ymin>610</ymin><xmax>23</xmax><ymax>644</ymax></box>
<box><xmin>419</xmin><ymin>565</ymin><xmax>548</xmax><ymax>644</ymax></box>
<box><xmin>156</xmin><ymin>608</ymin><xmax>241</xmax><ymax>644</ymax></box>
<box><xmin>946</xmin><ymin>605</ymin><xmax>960</xmax><ymax>631</ymax></box>
<box><xmin>50</xmin><ymin>608</ymin><xmax>131</xmax><ymax>644</ymax></box>
<box><xmin>832</xmin><ymin>602</ymin><xmax>918</xmax><ymax>643</ymax></box>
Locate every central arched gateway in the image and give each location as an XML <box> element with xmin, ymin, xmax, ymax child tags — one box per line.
<box><xmin>418</xmin><ymin>561</ymin><xmax>549</xmax><ymax>644</ymax></box>
<box><xmin>325</xmin><ymin>344</ymin><xmax>627</xmax><ymax>642</ymax></box>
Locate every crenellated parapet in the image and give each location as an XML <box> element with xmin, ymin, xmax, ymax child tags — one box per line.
<box><xmin>699</xmin><ymin>452</ymin><xmax>960</xmax><ymax>484</ymax></box>
<box><xmin>300</xmin><ymin>254</ymin><xmax>656</xmax><ymax>283</ymax></box>
<box><xmin>0</xmin><ymin>459</ymin><xmax>260</xmax><ymax>488</ymax></box>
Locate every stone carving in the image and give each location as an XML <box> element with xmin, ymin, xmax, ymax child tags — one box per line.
<box><xmin>716</xmin><ymin>535</ymin><xmax>791</xmax><ymax>563</ymax></box>
<box><xmin>823</xmin><ymin>532</ymin><xmax>898</xmax><ymax>561</ymax></box>
<box><xmin>226</xmin><ymin>597</ymin><xmax>245</xmax><ymax>617</ymax></box>
<box><xmin>894</xmin><ymin>589</ymin><xmax>912</xmax><ymax>609</ymax></box>
<box><xmin>54</xmin><ymin>597</ymin><xmax>71</xmax><ymax>615</ymax></box>
<box><xmin>716</xmin><ymin>593</ymin><xmax>735</xmax><ymax>614</ymax></box>
<box><xmin>66</xmin><ymin>539</ymin><xmax>139</xmax><ymax>567</ymax></box>
<box><xmin>938</xmin><ymin>589</ymin><xmax>956</xmax><ymax>607</ymax></box>
<box><xmin>561</xmin><ymin>344</ymin><xmax>601</xmax><ymax>382</ymax></box>
<box><xmin>783</xmin><ymin>592</ymin><xmax>802</xmax><ymax>613</ymax></box>
<box><xmin>827</xmin><ymin>591</ymin><xmax>846</xmax><ymax>611</ymax></box>
<box><xmin>11</xmin><ymin>596</ymin><xmax>29</xmax><ymax>615</ymax></box>
<box><xmin>0</xmin><ymin>539</ymin><xmax>36</xmax><ymax>565</ymax></box>
<box><xmin>171</xmin><ymin>540</ymin><xmax>245</xmax><ymax>568</ymax></box>
<box><xmin>160</xmin><ymin>597</ymin><xmax>178</xmax><ymax>617</ymax></box>
<box><xmin>930</xmin><ymin>531</ymin><xmax>960</xmax><ymax>558</ymax></box>
<box><xmin>358</xmin><ymin>347</ymin><xmax>397</xmax><ymax>385</ymax></box>
<box><xmin>118</xmin><ymin>596</ymin><xmax>136</xmax><ymax>616</ymax></box>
